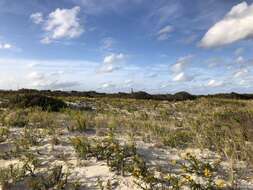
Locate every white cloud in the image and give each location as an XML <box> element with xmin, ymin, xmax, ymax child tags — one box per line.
<box><xmin>234</xmin><ymin>68</ymin><xmax>248</xmax><ymax>78</ymax></box>
<box><xmin>103</xmin><ymin>53</ymin><xmax>125</xmax><ymax>64</ymax></box>
<box><xmin>0</xmin><ymin>43</ymin><xmax>13</xmax><ymax>50</ymax></box>
<box><xmin>26</xmin><ymin>70</ymin><xmax>79</xmax><ymax>90</ymax></box>
<box><xmin>172</xmin><ymin>72</ymin><xmax>193</xmax><ymax>82</ymax></box>
<box><xmin>40</xmin><ymin>37</ymin><xmax>52</xmax><ymax>44</ymax></box>
<box><xmin>0</xmin><ymin>58</ymin><xmax>97</xmax><ymax>90</ymax></box>
<box><xmin>101</xmin><ymin>82</ymin><xmax>116</xmax><ymax>89</ymax></box>
<box><xmin>171</xmin><ymin>55</ymin><xmax>193</xmax><ymax>73</ymax></box>
<box><xmin>206</xmin><ymin>79</ymin><xmax>224</xmax><ymax>87</ymax></box>
<box><xmin>32</xmin><ymin>6</ymin><xmax>84</xmax><ymax>44</ymax></box>
<box><xmin>236</xmin><ymin>56</ymin><xmax>245</xmax><ymax>64</ymax></box>
<box><xmin>157</xmin><ymin>25</ymin><xmax>173</xmax><ymax>40</ymax></box>
<box><xmin>27</xmin><ymin>71</ymin><xmax>45</xmax><ymax>80</ymax></box>
<box><xmin>124</xmin><ymin>79</ymin><xmax>133</xmax><ymax>84</ymax></box>
<box><xmin>98</xmin><ymin>53</ymin><xmax>126</xmax><ymax>73</ymax></box>
<box><xmin>101</xmin><ymin>37</ymin><xmax>116</xmax><ymax>50</ymax></box>
<box><xmin>99</xmin><ymin>64</ymin><xmax>121</xmax><ymax>73</ymax></box>
<box><xmin>30</xmin><ymin>12</ymin><xmax>44</xmax><ymax>24</ymax></box>
<box><xmin>200</xmin><ymin>1</ymin><xmax>253</xmax><ymax>48</ymax></box>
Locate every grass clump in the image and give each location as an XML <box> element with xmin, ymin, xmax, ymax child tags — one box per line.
<box><xmin>0</xmin><ymin>164</ymin><xmax>26</xmax><ymax>189</ymax></box>
<box><xmin>3</xmin><ymin>109</ymin><xmax>28</xmax><ymax>127</ymax></box>
<box><xmin>162</xmin><ymin>129</ymin><xmax>193</xmax><ymax>148</ymax></box>
<box><xmin>27</xmin><ymin>108</ymin><xmax>57</xmax><ymax>129</ymax></box>
<box><xmin>26</xmin><ymin>165</ymin><xmax>70</xmax><ymax>190</ymax></box>
<box><xmin>17</xmin><ymin>127</ymin><xmax>43</xmax><ymax>147</ymax></box>
<box><xmin>0</xmin><ymin>127</ymin><xmax>10</xmax><ymax>142</ymax></box>
<box><xmin>66</xmin><ymin>110</ymin><xmax>95</xmax><ymax>132</ymax></box>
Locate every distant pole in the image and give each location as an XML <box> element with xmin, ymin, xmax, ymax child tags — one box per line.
<box><xmin>131</xmin><ymin>88</ymin><xmax>134</xmax><ymax>94</ymax></box>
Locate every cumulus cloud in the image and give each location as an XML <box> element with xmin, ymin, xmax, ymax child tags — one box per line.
<box><xmin>206</xmin><ymin>79</ymin><xmax>224</xmax><ymax>87</ymax></box>
<box><xmin>31</xmin><ymin>6</ymin><xmax>84</xmax><ymax>44</ymax></box>
<box><xmin>30</xmin><ymin>12</ymin><xmax>44</xmax><ymax>24</ymax></box>
<box><xmin>172</xmin><ymin>72</ymin><xmax>193</xmax><ymax>82</ymax></box>
<box><xmin>200</xmin><ymin>1</ymin><xmax>253</xmax><ymax>48</ymax></box>
<box><xmin>98</xmin><ymin>53</ymin><xmax>126</xmax><ymax>73</ymax></box>
<box><xmin>103</xmin><ymin>53</ymin><xmax>125</xmax><ymax>64</ymax></box>
<box><xmin>157</xmin><ymin>25</ymin><xmax>173</xmax><ymax>41</ymax></box>
<box><xmin>0</xmin><ymin>43</ymin><xmax>13</xmax><ymax>50</ymax></box>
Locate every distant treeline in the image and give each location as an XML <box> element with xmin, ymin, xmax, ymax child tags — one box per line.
<box><xmin>1</xmin><ymin>89</ymin><xmax>253</xmax><ymax>101</ymax></box>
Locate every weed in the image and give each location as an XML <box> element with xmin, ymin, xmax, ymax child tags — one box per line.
<box><xmin>0</xmin><ymin>127</ymin><xmax>10</xmax><ymax>142</ymax></box>
<box><xmin>3</xmin><ymin>109</ymin><xmax>28</xmax><ymax>127</ymax></box>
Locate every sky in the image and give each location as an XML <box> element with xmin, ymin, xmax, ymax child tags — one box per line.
<box><xmin>0</xmin><ymin>0</ymin><xmax>253</xmax><ymax>94</ymax></box>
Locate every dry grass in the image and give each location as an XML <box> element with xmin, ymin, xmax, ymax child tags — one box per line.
<box><xmin>0</xmin><ymin>96</ymin><xmax>253</xmax><ymax>189</ymax></box>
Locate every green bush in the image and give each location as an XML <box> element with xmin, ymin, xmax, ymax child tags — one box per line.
<box><xmin>9</xmin><ymin>94</ymin><xmax>66</xmax><ymax>112</ymax></box>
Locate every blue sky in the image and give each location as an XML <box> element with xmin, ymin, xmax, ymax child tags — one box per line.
<box><xmin>1</xmin><ymin>0</ymin><xmax>253</xmax><ymax>94</ymax></box>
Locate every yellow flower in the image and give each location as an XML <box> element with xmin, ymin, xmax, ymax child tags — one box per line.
<box><xmin>204</xmin><ymin>168</ymin><xmax>212</xmax><ymax>177</ymax></box>
<box><xmin>184</xmin><ymin>175</ymin><xmax>193</xmax><ymax>182</ymax></box>
<box><xmin>215</xmin><ymin>179</ymin><xmax>226</xmax><ymax>188</ymax></box>
<box><xmin>171</xmin><ymin>160</ymin><xmax>177</xmax><ymax>166</ymax></box>
<box><xmin>164</xmin><ymin>175</ymin><xmax>171</xmax><ymax>180</ymax></box>
<box><xmin>132</xmin><ymin>168</ymin><xmax>141</xmax><ymax>177</ymax></box>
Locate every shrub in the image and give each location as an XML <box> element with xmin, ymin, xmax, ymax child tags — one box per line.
<box><xmin>9</xmin><ymin>94</ymin><xmax>66</xmax><ymax>112</ymax></box>
<box><xmin>26</xmin><ymin>165</ymin><xmax>69</xmax><ymax>190</ymax></box>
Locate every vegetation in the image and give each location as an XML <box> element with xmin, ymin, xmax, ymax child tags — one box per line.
<box><xmin>0</xmin><ymin>91</ymin><xmax>253</xmax><ymax>189</ymax></box>
<box><xmin>8</xmin><ymin>94</ymin><xmax>66</xmax><ymax>111</ymax></box>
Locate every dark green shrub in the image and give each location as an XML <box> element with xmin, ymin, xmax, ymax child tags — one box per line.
<box><xmin>9</xmin><ymin>94</ymin><xmax>66</xmax><ymax>112</ymax></box>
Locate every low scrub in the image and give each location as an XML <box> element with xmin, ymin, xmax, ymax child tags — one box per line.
<box><xmin>70</xmin><ymin>135</ymin><xmax>226</xmax><ymax>189</ymax></box>
<box><xmin>9</xmin><ymin>94</ymin><xmax>66</xmax><ymax>112</ymax></box>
